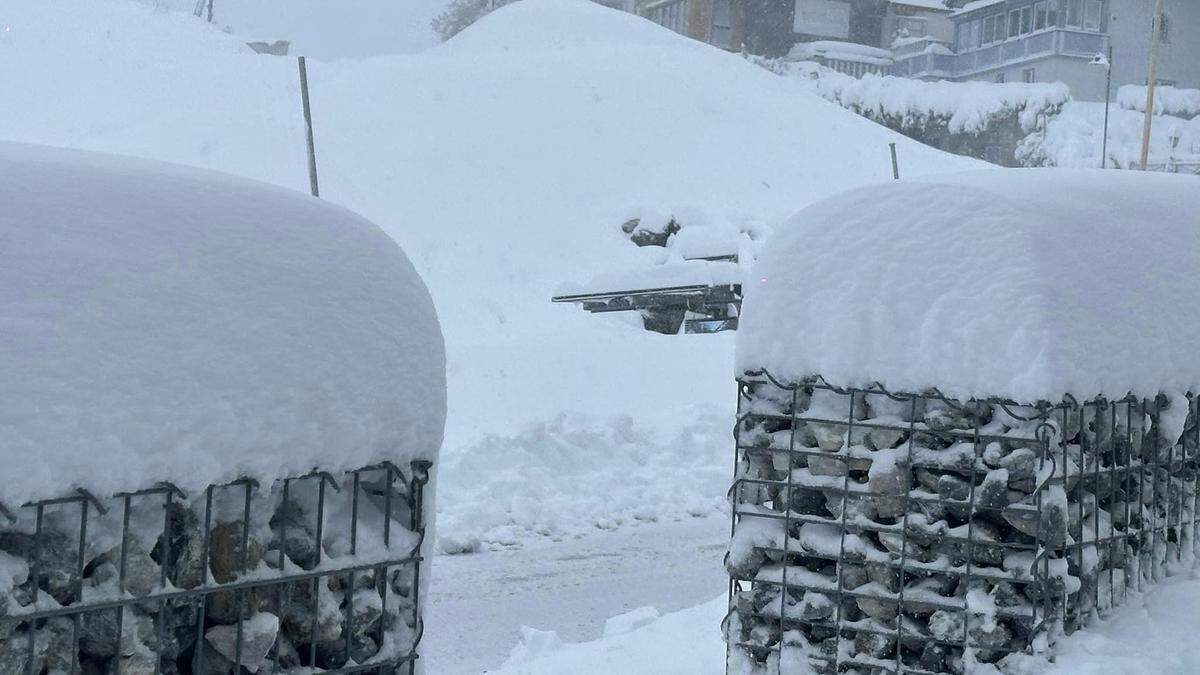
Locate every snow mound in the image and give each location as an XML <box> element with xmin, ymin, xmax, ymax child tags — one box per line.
<box><xmin>0</xmin><ymin>142</ymin><xmax>445</xmax><ymax>507</ymax></box>
<box><xmin>737</xmin><ymin>168</ymin><xmax>1200</xmax><ymax>403</ymax></box>
<box><xmin>0</xmin><ymin>0</ymin><xmax>973</xmax><ymax>547</ymax></box>
<box><xmin>439</xmin><ymin>0</ymin><xmax>686</xmax><ymax>54</ymax></box>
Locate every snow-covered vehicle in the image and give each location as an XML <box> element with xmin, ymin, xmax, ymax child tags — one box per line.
<box><xmin>726</xmin><ymin>169</ymin><xmax>1198</xmax><ymax>674</ymax></box>
<box><xmin>0</xmin><ymin>142</ymin><xmax>445</xmax><ymax>673</ymax></box>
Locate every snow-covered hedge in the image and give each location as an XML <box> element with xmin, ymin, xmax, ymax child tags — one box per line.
<box><xmin>1118</xmin><ymin>85</ymin><xmax>1200</xmax><ymax>119</ymax></box>
<box><xmin>1020</xmin><ymin>101</ymin><xmax>1200</xmax><ymax>170</ymax></box>
<box><xmin>756</xmin><ymin>59</ymin><xmax>1067</xmax><ymax>165</ymax></box>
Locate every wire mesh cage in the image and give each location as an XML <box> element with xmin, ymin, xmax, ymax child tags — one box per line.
<box><xmin>0</xmin><ymin>460</ymin><xmax>432</xmax><ymax>674</ymax></box>
<box><xmin>725</xmin><ymin>371</ymin><xmax>1199</xmax><ymax>675</ymax></box>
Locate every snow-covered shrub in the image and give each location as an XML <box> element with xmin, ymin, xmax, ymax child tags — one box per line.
<box><xmin>725</xmin><ymin>170</ymin><xmax>1200</xmax><ymax>674</ymax></box>
<box><xmin>1021</xmin><ymin>100</ymin><xmax>1200</xmax><ymax>171</ymax></box>
<box><xmin>0</xmin><ymin>142</ymin><xmax>446</xmax><ymax>673</ymax></box>
<box><xmin>1117</xmin><ymin>85</ymin><xmax>1200</xmax><ymax>119</ymax></box>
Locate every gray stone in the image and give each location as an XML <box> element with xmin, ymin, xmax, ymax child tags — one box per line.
<box><xmin>854</xmin><ymin>630</ymin><xmax>895</xmax><ymax>659</ymax></box>
<box><xmin>808</xmin><ymin>454</ymin><xmax>848</xmax><ymax>477</ymax></box>
<box><xmin>0</xmin><ymin>529</ymin><xmax>79</xmax><ymax>604</ymax></box>
<box><xmin>809</xmin><ymin>423</ymin><xmax>846</xmax><ymax>452</ymax></box>
<box><xmin>205</xmin><ymin>612</ymin><xmax>279</xmax><ymax>673</ymax></box>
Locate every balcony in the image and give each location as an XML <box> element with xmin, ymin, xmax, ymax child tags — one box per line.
<box><xmin>893</xmin><ymin>29</ymin><xmax>1108</xmax><ymax>79</ymax></box>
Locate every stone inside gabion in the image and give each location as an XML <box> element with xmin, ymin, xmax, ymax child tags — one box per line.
<box><xmin>724</xmin><ymin>375</ymin><xmax>1199</xmax><ymax>675</ymax></box>
<box><xmin>0</xmin><ymin>466</ymin><xmax>427</xmax><ymax>674</ymax></box>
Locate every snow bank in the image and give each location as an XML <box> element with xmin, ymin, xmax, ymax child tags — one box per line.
<box><xmin>737</xmin><ymin>168</ymin><xmax>1200</xmax><ymax>403</ymax></box>
<box><xmin>0</xmin><ymin>141</ymin><xmax>445</xmax><ymax>506</ymax></box>
<box><xmin>0</xmin><ymin>0</ymin><xmax>973</xmax><ymax>547</ymax></box>
<box><xmin>1118</xmin><ymin>85</ymin><xmax>1200</xmax><ymax>119</ymax></box>
<box><xmin>435</xmin><ymin>408</ymin><xmax>731</xmax><ymax>551</ymax></box>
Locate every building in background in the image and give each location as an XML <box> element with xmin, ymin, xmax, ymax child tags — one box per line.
<box><xmin>897</xmin><ymin>0</ymin><xmax>1200</xmax><ymax>100</ymax></box>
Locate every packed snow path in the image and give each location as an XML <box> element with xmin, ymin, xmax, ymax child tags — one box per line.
<box><xmin>423</xmin><ymin>515</ymin><xmax>729</xmax><ymax>673</ymax></box>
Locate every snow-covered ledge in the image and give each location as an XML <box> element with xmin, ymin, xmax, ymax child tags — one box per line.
<box><xmin>727</xmin><ymin>169</ymin><xmax>1198</xmax><ymax>674</ymax></box>
<box><xmin>0</xmin><ymin>142</ymin><xmax>445</xmax><ymax>673</ymax></box>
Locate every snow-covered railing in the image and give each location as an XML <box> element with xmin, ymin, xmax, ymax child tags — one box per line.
<box><xmin>726</xmin><ymin>374</ymin><xmax>1196</xmax><ymax>674</ymax></box>
<box><xmin>0</xmin><ymin>461</ymin><xmax>432</xmax><ymax>674</ymax></box>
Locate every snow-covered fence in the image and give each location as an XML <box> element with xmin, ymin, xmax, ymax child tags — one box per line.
<box><xmin>724</xmin><ymin>170</ymin><xmax>1200</xmax><ymax>674</ymax></box>
<box><xmin>0</xmin><ymin>143</ymin><xmax>447</xmax><ymax>674</ymax></box>
<box><xmin>0</xmin><ymin>462</ymin><xmax>431</xmax><ymax>673</ymax></box>
<box><xmin>726</xmin><ymin>376</ymin><xmax>1196</xmax><ymax>673</ymax></box>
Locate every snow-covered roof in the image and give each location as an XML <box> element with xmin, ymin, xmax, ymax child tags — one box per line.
<box><xmin>0</xmin><ymin>142</ymin><xmax>446</xmax><ymax>507</ymax></box>
<box><xmin>951</xmin><ymin>0</ymin><xmax>1006</xmax><ymax>17</ymax></box>
<box><xmin>737</xmin><ymin>169</ymin><xmax>1200</xmax><ymax>404</ymax></box>
<box><xmin>788</xmin><ymin>41</ymin><xmax>894</xmax><ymax>66</ymax></box>
<box><xmin>889</xmin><ymin>0</ymin><xmax>951</xmax><ymax>12</ymax></box>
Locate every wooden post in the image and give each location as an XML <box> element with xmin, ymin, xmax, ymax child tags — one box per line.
<box><xmin>1140</xmin><ymin>0</ymin><xmax>1165</xmax><ymax>171</ymax></box>
<box><xmin>889</xmin><ymin>143</ymin><xmax>900</xmax><ymax>180</ymax></box>
<box><xmin>206</xmin><ymin>0</ymin><xmax>214</xmax><ymax>23</ymax></box>
<box><xmin>298</xmin><ymin>57</ymin><xmax>321</xmax><ymax>198</ymax></box>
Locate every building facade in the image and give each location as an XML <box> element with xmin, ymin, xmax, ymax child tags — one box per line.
<box><xmin>895</xmin><ymin>0</ymin><xmax>1200</xmax><ymax>100</ymax></box>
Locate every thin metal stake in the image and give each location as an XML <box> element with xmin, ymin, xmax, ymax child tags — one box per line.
<box><xmin>889</xmin><ymin>142</ymin><xmax>900</xmax><ymax>180</ymax></box>
<box><xmin>298</xmin><ymin>56</ymin><xmax>321</xmax><ymax>198</ymax></box>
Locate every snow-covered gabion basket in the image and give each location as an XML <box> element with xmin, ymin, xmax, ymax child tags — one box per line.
<box><xmin>0</xmin><ymin>143</ymin><xmax>446</xmax><ymax>673</ymax></box>
<box><xmin>725</xmin><ymin>169</ymin><xmax>1199</xmax><ymax>674</ymax></box>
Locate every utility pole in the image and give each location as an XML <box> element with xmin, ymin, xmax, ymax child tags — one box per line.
<box><xmin>298</xmin><ymin>57</ymin><xmax>321</xmax><ymax>198</ymax></box>
<box><xmin>1139</xmin><ymin>0</ymin><xmax>1166</xmax><ymax>171</ymax></box>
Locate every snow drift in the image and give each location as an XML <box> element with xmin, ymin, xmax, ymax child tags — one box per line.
<box><xmin>0</xmin><ymin>141</ymin><xmax>445</xmax><ymax>507</ymax></box>
<box><xmin>0</xmin><ymin>0</ymin><xmax>974</xmax><ymax>547</ymax></box>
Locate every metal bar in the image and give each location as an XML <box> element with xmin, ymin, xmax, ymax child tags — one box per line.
<box><xmin>73</xmin><ymin>499</ymin><xmax>89</xmax><ymax>674</ymax></box>
<box><xmin>408</xmin><ymin>461</ymin><xmax>432</xmax><ymax>675</ymax></box>
<box><xmin>310</xmin><ymin>476</ymin><xmax>327</xmax><ymax>667</ymax></box>
<box><xmin>298</xmin><ymin>56</ymin><xmax>321</xmax><ymax>198</ymax></box>
<box><xmin>234</xmin><ymin>481</ymin><xmax>253</xmax><ymax>671</ymax></box>
<box><xmin>156</xmin><ymin>489</ymin><xmax>173</xmax><ymax>675</ymax></box>
<box><xmin>892</xmin><ymin>396</ymin><xmax>920</xmax><ymax>672</ymax></box>
<box><xmin>345</xmin><ymin>471</ymin><xmax>360</xmax><ymax>667</ymax></box>
<box><xmin>1</xmin><ymin>554</ymin><xmax>421</xmax><ymax>624</ymax></box>
<box><xmin>831</xmin><ymin>390</ymin><xmax>857</xmax><ymax>670</ymax></box>
<box><xmin>777</xmin><ymin>387</ymin><xmax>800</xmax><ymax>675</ymax></box>
<box><xmin>116</xmin><ymin>494</ymin><xmax>132</xmax><ymax>675</ymax></box>
<box><xmin>27</xmin><ymin>503</ymin><xmax>43</xmax><ymax>675</ymax></box>
<box><xmin>193</xmin><ymin>486</ymin><xmax>214</xmax><ymax>673</ymax></box>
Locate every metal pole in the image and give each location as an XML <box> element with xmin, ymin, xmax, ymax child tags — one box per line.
<box><xmin>1102</xmin><ymin>44</ymin><xmax>1112</xmax><ymax>169</ymax></box>
<box><xmin>298</xmin><ymin>56</ymin><xmax>321</xmax><ymax>198</ymax></box>
<box><xmin>888</xmin><ymin>142</ymin><xmax>899</xmax><ymax>180</ymax></box>
<box><xmin>1140</xmin><ymin>0</ymin><xmax>1165</xmax><ymax>171</ymax></box>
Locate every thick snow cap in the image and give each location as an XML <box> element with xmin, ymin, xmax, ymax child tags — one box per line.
<box><xmin>0</xmin><ymin>142</ymin><xmax>446</xmax><ymax>507</ymax></box>
<box><xmin>737</xmin><ymin>168</ymin><xmax>1200</xmax><ymax>404</ymax></box>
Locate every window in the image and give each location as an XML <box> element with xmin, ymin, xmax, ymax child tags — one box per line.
<box><xmin>1159</xmin><ymin>14</ymin><xmax>1171</xmax><ymax>43</ymax></box>
<box><xmin>711</xmin><ymin>0</ymin><xmax>732</xmax><ymax>47</ymax></box>
<box><xmin>995</xmin><ymin>72</ymin><xmax>1007</xmax><ymax>83</ymax></box>
<box><xmin>1023</xmin><ymin>68</ymin><xmax>1036</xmax><ymax>82</ymax></box>
<box><xmin>897</xmin><ymin>16</ymin><xmax>928</xmax><ymax>38</ymax></box>
<box><xmin>1009</xmin><ymin>9</ymin><xmax>1020</xmax><ymax>38</ymax></box>
<box><xmin>1065</xmin><ymin>0</ymin><xmax>1083</xmax><ymax>29</ymax></box>
<box><xmin>1035</xmin><ymin>2</ymin><xmax>1048</xmax><ymax>31</ymax></box>
<box><xmin>1084</xmin><ymin>0</ymin><xmax>1102</xmax><ymax>31</ymax></box>
<box><xmin>1047</xmin><ymin>0</ymin><xmax>1059</xmax><ymax>27</ymax></box>
<box><xmin>983</xmin><ymin>15</ymin><xmax>995</xmax><ymax>43</ymax></box>
<box><xmin>1021</xmin><ymin>6</ymin><xmax>1033</xmax><ymax>34</ymax></box>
